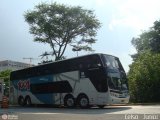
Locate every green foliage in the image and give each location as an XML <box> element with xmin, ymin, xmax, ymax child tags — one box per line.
<box><xmin>128</xmin><ymin>52</ymin><xmax>160</xmax><ymax>102</ymax></box>
<box><xmin>24</xmin><ymin>2</ymin><xmax>101</xmax><ymax>60</ymax></box>
<box><xmin>0</xmin><ymin>70</ymin><xmax>11</xmax><ymax>78</ymax></box>
<box><xmin>131</xmin><ymin>20</ymin><xmax>160</xmax><ymax>60</ymax></box>
<box><xmin>129</xmin><ymin>20</ymin><xmax>160</xmax><ymax>103</ymax></box>
<box><xmin>0</xmin><ymin>70</ymin><xmax>12</xmax><ymax>96</ymax></box>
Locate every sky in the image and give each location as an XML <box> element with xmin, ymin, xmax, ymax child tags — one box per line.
<box><xmin>0</xmin><ymin>0</ymin><xmax>160</xmax><ymax>72</ymax></box>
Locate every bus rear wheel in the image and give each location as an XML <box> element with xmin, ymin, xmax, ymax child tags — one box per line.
<box><xmin>18</xmin><ymin>96</ymin><xmax>25</xmax><ymax>106</ymax></box>
<box><xmin>64</xmin><ymin>95</ymin><xmax>75</xmax><ymax>108</ymax></box>
<box><xmin>25</xmin><ymin>96</ymin><xmax>32</xmax><ymax>106</ymax></box>
<box><xmin>77</xmin><ymin>94</ymin><xmax>89</xmax><ymax>108</ymax></box>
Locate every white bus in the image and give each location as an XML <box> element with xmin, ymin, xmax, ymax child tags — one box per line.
<box><xmin>10</xmin><ymin>53</ymin><xmax>129</xmax><ymax>108</ymax></box>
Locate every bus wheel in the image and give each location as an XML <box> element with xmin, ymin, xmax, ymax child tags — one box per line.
<box><xmin>25</xmin><ymin>96</ymin><xmax>32</xmax><ymax>106</ymax></box>
<box><xmin>77</xmin><ymin>94</ymin><xmax>89</xmax><ymax>108</ymax></box>
<box><xmin>18</xmin><ymin>96</ymin><xmax>25</xmax><ymax>106</ymax></box>
<box><xmin>64</xmin><ymin>95</ymin><xmax>75</xmax><ymax>108</ymax></box>
<box><xmin>98</xmin><ymin>105</ymin><xmax>105</xmax><ymax>108</ymax></box>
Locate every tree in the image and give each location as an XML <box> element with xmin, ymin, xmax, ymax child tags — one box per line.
<box><xmin>128</xmin><ymin>52</ymin><xmax>160</xmax><ymax>102</ymax></box>
<box><xmin>131</xmin><ymin>20</ymin><xmax>160</xmax><ymax>60</ymax></box>
<box><xmin>24</xmin><ymin>2</ymin><xmax>101</xmax><ymax>60</ymax></box>
<box><xmin>39</xmin><ymin>51</ymin><xmax>53</xmax><ymax>64</ymax></box>
<box><xmin>128</xmin><ymin>20</ymin><xmax>160</xmax><ymax>103</ymax></box>
<box><xmin>0</xmin><ymin>70</ymin><xmax>12</xmax><ymax>96</ymax></box>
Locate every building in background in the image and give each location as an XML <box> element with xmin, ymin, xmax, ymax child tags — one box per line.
<box><xmin>0</xmin><ymin>60</ymin><xmax>33</xmax><ymax>72</ymax></box>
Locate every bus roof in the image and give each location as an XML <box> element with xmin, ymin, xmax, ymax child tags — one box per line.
<box><xmin>10</xmin><ymin>53</ymin><xmax>118</xmax><ymax>74</ymax></box>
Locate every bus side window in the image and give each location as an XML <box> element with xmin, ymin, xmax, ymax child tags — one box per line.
<box><xmin>79</xmin><ymin>64</ymin><xmax>85</xmax><ymax>78</ymax></box>
<box><xmin>79</xmin><ymin>64</ymin><xmax>83</xmax><ymax>70</ymax></box>
<box><xmin>88</xmin><ymin>55</ymin><xmax>101</xmax><ymax>68</ymax></box>
<box><xmin>79</xmin><ymin>61</ymin><xmax>89</xmax><ymax>78</ymax></box>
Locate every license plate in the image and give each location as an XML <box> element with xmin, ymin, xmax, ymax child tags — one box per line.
<box><xmin>121</xmin><ymin>100</ymin><xmax>125</xmax><ymax>102</ymax></box>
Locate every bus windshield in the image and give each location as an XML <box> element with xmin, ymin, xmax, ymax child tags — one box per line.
<box><xmin>102</xmin><ymin>55</ymin><xmax>128</xmax><ymax>91</ymax></box>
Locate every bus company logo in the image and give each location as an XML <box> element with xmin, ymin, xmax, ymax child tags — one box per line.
<box><xmin>1</xmin><ymin>114</ymin><xmax>18</xmax><ymax>120</ymax></box>
<box><xmin>17</xmin><ymin>80</ymin><xmax>30</xmax><ymax>90</ymax></box>
<box><xmin>1</xmin><ymin>114</ymin><xmax>7</xmax><ymax>120</ymax></box>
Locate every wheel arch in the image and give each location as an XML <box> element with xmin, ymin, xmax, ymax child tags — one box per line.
<box><xmin>76</xmin><ymin>93</ymin><xmax>89</xmax><ymax>100</ymax></box>
<box><xmin>64</xmin><ymin>94</ymin><xmax>74</xmax><ymax>99</ymax></box>
<box><xmin>64</xmin><ymin>93</ymin><xmax>75</xmax><ymax>107</ymax></box>
<box><xmin>24</xmin><ymin>95</ymin><xmax>32</xmax><ymax>106</ymax></box>
<box><xmin>18</xmin><ymin>95</ymin><xmax>24</xmax><ymax>101</ymax></box>
<box><xmin>25</xmin><ymin>95</ymin><xmax>31</xmax><ymax>100</ymax></box>
<box><xmin>18</xmin><ymin>95</ymin><xmax>25</xmax><ymax>106</ymax></box>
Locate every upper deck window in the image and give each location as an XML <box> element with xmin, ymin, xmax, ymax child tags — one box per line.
<box><xmin>102</xmin><ymin>55</ymin><xmax>119</xmax><ymax>69</ymax></box>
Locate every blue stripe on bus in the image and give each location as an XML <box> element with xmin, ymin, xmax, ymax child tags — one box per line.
<box><xmin>34</xmin><ymin>93</ymin><xmax>54</xmax><ymax>104</ymax></box>
<box><xmin>30</xmin><ymin>75</ymin><xmax>54</xmax><ymax>84</ymax></box>
<box><xmin>11</xmin><ymin>74</ymin><xmax>55</xmax><ymax>104</ymax></box>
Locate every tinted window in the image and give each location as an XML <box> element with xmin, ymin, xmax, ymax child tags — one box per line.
<box><xmin>10</xmin><ymin>54</ymin><xmax>102</xmax><ymax>80</ymax></box>
<box><xmin>102</xmin><ymin>55</ymin><xmax>119</xmax><ymax>69</ymax></box>
<box><xmin>30</xmin><ymin>81</ymin><xmax>72</xmax><ymax>94</ymax></box>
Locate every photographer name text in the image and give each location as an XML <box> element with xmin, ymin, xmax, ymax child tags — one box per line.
<box><xmin>125</xmin><ymin>114</ymin><xmax>159</xmax><ymax>120</ymax></box>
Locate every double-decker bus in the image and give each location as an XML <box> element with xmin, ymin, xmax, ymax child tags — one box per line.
<box><xmin>10</xmin><ymin>53</ymin><xmax>129</xmax><ymax>108</ymax></box>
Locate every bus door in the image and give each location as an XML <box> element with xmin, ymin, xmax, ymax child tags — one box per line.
<box><xmin>87</xmin><ymin>66</ymin><xmax>108</xmax><ymax>93</ymax></box>
<box><xmin>84</xmin><ymin>64</ymin><xmax>107</xmax><ymax>105</ymax></box>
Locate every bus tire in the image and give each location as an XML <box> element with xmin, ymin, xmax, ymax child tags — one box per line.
<box><xmin>64</xmin><ymin>94</ymin><xmax>75</xmax><ymax>108</ymax></box>
<box><xmin>25</xmin><ymin>96</ymin><xmax>32</xmax><ymax>106</ymax></box>
<box><xmin>18</xmin><ymin>96</ymin><xmax>25</xmax><ymax>106</ymax></box>
<box><xmin>77</xmin><ymin>94</ymin><xmax>89</xmax><ymax>108</ymax></box>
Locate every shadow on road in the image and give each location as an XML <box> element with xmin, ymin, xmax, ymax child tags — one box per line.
<box><xmin>55</xmin><ymin>106</ymin><xmax>132</xmax><ymax>114</ymax></box>
<box><xmin>2</xmin><ymin>105</ymin><xmax>132</xmax><ymax>115</ymax></box>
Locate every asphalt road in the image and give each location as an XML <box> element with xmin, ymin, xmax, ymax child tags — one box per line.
<box><xmin>0</xmin><ymin>105</ymin><xmax>160</xmax><ymax>120</ymax></box>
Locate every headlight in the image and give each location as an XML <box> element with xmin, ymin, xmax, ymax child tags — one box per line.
<box><xmin>110</xmin><ymin>92</ymin><xmax>119</xmax><ymax>97</ymax></box>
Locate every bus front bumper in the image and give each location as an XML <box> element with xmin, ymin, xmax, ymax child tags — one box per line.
<box><xmin>108</xmin><ymin>95</ymin><xmax>130</xmax><ymax>104</ymax></box>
